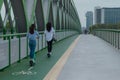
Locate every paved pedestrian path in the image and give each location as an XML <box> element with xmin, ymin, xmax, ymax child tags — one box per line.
<box><xmin>1</xmin><ymin>34</ymin><xmax>120</xmax><ymax>80</ymax></box>
<box><xmin>56</xmin><ymin>34</ymin><xmax>120</xmax><ymax>80</ymax></box>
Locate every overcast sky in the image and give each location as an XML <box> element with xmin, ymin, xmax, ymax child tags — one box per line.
<box><xmin>74</xmin><ymin>0</ymin><xmax>120</xmax><ymax>27</ymax></box>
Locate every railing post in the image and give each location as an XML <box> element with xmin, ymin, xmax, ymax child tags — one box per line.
<box><xmin>8</xmin><ymin>36</ymin><xmax>11</xmax><ymax>66</ymax></box>
<box><xmin>112</xmin><ymin>32</ymin><xmax>114</xmax><ymax>46</ymax></box>
<box><xmin>42</xmin><ymin>34</ymin><xmax>43</xmax><ymax>49</ymax></box>
<box><xmin>106</xmin><ymin>31</ymin><xmax>108</xmax><ymax>42</ymax></box>
<box><xmin>118</xmin><ymin>32</ymin><xmax>120</xmax><ymax>49</ymax></box>
<box><xmin>107</xmin><ymin>31</ymin><xmax>109</xmax><ymax>42</ymax></box>
<box><xmin>110</xmin><ymin>31</ymin><xmax>112</xmax><ymax>43</ymax></box>
<box><xmin>115</xmin><ymin>32</ymin><xmax>117</xmax><ymax>48</ymax></box>
<box><xmin>26</xmin><ymin>37</ymin><xmax>29</xmax><ymax>57</ymax></box>
<box><xmin>109</xmin><ymin>31</ymin><xmax>110</xmax><ymax>43</ymax></box>
<box><xmin>111</xmin><ymin>31</ymin><xmax>113</xmax><ymax>44</ymax></box>
<box><xmin>18</xmin><ymin>35</ymin><xmax>21</xmax><ymax>62</ymax></box>
<box><xmin>113</xmin><ymin>32</ymin><xmax>114</xmax><ymax>46</ymax></box>
<box><xmin>114</xmin><ymin>32</ymin><xmax>116</xmax><ymax>48</ymax></box>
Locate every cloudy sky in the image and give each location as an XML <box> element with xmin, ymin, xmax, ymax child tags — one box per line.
<box><xmin>74</xmin><ymin>0</ymin><xmax>120</xmax><ymax>27</ymax></box>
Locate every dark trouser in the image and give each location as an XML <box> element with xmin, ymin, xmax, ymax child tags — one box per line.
<box><xmin>47</xmin><ymin>40</ymin><xmax>53</xmax><ymax>53</ymax></box>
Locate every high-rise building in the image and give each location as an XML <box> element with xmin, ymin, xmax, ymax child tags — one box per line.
<box><xmin>86</xmin><ymin>11</ymin><xmax>93</xmax><ymax>29</ymax></box>
<box><xmin>94</xmin><ymin>7</ymin><xmax>101</xmax><ymax>24</ymax></box>
<box><xmin>94</xmin><ymin>7</ymin><xmax>120</xmax><ymax>24</ymax></box>
<box><xmin>101</xmin><ymin>8</ymin><xmax>120</xmax><ymax>24</ymax></box>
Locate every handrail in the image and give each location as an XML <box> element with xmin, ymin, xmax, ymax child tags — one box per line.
<box><xmin>92</xmin><ymin>29</ymin><xmax>120</xmax><ymax>50</ymax></box>
<box><xmin>0</xmin><ymin>32</ymin><xmax>43</xmax><ymax>37</ymax></box>
<box><xmin>0</xmin><ymin>30</ymin><xmax>70</xmax><ymax>37</ymax></box>
<box><xmin>93</xmin><ymin>29</ymin><xmax>120</xmax><ymax>32</ymax></box>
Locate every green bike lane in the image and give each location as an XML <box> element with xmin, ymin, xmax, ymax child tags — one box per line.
<box><xmin>0</xmin><ymin>35</ymin><xmax>79</xmax><ymax>80</ymax></box>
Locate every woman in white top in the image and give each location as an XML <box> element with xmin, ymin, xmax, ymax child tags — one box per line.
<box><xmin>27</xmin><ymin>24</ymin><xmax>39</xmax><ymax>66</ymax></box>
<box><xmin>44</xmin><ymin>22</ymin><xmax>55</xmax><ymax>57</ymax></box>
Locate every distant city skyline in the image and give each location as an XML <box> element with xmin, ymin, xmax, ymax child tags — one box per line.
<box><xmin>74</xmin><ymin>0</ymin><xmax>120</xmax><ymax>27</ymax></box>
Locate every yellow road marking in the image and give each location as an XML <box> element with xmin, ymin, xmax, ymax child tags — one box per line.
<box><xmin>43</xmin><ymin>36</ymin><xmax>80</xmax><ymax>80</ymax></box>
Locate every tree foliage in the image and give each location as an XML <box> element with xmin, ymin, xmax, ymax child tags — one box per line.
<box><xmin>89</xmin><ymin>22</ymin><xmax>120</xmax><ymax>32</ymax></box>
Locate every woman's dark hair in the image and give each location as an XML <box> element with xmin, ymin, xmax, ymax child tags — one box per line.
<box><xmin>46</xmin><ymin>22</ymin><xmax>52</xmax><ymax>32</ymax></box>
<box><xmin>29</xmin><ymin>24</ymin><xmax>35</xmax><ymax>34</ymax></box>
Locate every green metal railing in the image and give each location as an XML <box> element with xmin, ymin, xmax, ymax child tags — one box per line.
<box><xmin>0</xmin><ymin>30</ymin><xmax>78</xmax><ymax>70</ymax></box>
<box><xmin>92</xmin><ymin>29</ymin><xmax>120</xmax><ymax>49</ymax></box>
<box><xmin>0</xmin><ymin>31</ymin><xmax>46</xmax><ymax>66</ymax></box>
